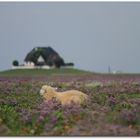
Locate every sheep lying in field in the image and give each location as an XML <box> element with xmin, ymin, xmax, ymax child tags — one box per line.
<box><xmin>40</xmin><ymin>85</ymin><xmax>88</xmax><ymax>105</ymax></box>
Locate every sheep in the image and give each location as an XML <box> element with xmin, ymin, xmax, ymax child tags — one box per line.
<box><xmin>40</xmin><ymin>85</ymin><xmax>88</xmax><ymax>105</ymax></box>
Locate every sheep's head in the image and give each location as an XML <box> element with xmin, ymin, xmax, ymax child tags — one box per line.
<box><xmin>40</xmin><ymin>85</ymin><xmax>57</xmax><ymax>100</ymax></box>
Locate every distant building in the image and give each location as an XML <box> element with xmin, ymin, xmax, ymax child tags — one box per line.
<box><xmin>113</xmin><ymin>70</ymin><xmax>123</xmax><ymax>74</ymax></box>
<box><xmin>12</xmin><ymin>46</ymin><xmax>74</xmax><ymax>69</ymax></box>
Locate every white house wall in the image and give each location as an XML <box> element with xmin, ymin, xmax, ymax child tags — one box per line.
<box><xmin>12</xmin><ymin>65</ymin><xmax>50</xmax><ymax>69</ymax></box>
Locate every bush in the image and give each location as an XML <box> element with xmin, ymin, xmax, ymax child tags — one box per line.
<box><xmin>12</xmin><ymin>60</ymin><xmax>19</xmax><ymax>66</ymax></box>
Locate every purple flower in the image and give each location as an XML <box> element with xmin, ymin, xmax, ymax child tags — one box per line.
<box><xmin>37</xmin><ymin>116</ymin><xmax>45</xmax><ymax>122</ymax></box>
<box><xmin>119</xmin><ymin>109</ymin><xmax>137</xmax><ymax>124</ymax></box>
<box><xmin>108</xmin><ymin>96</ymin><xmax>117</xmax><ymax>106</ymax></box>
<box><xmin>50</xmin><ymin>116</ymin><xmax>58</xmax><ymax>124</ymax></box>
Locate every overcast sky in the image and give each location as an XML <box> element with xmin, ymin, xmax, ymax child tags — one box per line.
<box><xmin>0</xmin><ymin>2</ymin><xmax>140</xmax><ymax>73</ymax></box>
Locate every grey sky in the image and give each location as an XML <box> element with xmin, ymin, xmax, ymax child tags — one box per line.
<box><xmin>0</xmin><ymin>2</ymin><xmax>140</xmax><ymax>73</ymax></box>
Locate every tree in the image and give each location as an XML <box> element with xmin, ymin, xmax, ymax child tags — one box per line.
<box><xmin>12</xmin><ymin>60</ymin><xmax>19</xmax><ymax>66</ymax></box>
<box><xmin>65</xmin><ymin>62</ymin><xmax>74</xmax><ymax>66</ymax></box>
<box><xmin>54</xmin><ymin>57</ymin><xmax>64</xmax><ymax>68</ymax></box>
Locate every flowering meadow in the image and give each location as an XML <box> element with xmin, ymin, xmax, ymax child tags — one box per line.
<box><xmin>1</xmin><ymin>73</ymin><xmax>140</xmax><ymax>136</ymax></box>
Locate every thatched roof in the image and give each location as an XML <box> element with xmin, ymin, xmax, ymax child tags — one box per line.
<box><xmin>24</xmin><ymin>47</ymin><xmax>65</xmax><ymax>67</ymax></box>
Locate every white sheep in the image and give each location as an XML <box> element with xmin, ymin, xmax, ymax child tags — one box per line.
<box><xmin>40</xmin><ymin>85</ymin><xmax>88</xmax><ymax>105</ymax></box>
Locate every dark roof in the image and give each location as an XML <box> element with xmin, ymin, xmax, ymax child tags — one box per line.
<box><xmin>24</xmin><ymin>47</ymin><xmax>65</xmax><ymax>66</ymax></box>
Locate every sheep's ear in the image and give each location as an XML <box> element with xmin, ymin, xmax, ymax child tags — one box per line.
<box><xmin>46</xmin><ymin>86</ymin><xmax>53</xmax><ymax>93</ymax></box>
<box><xmin>46</xmin><ymin>86</ymin><xmax>52</xmax><ymax>93</ymax></box>
<box><xmin>41</xmin><ymin>85</ymin><xmax>48</xmax><ymax>93</ymax></box>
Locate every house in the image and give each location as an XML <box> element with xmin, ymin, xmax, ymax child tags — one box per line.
<box><xmin>24</xmin><ymin>46</ymin><xmax>65</xmax><ymax>68</ymax></box>
<box><xmin>12</xmin><ymin>46</ymin><xmax>74</xmax><ymax>69</ymax></box>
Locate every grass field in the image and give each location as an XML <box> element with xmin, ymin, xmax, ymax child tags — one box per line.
<box><xmin>0</xmin><ymin>68</ymin><xmax>92</xmax><ymax>76</ymax></box>
<box><xmin>1</xmin><ymin>69</ymin><xmax>140</xmax><ymax>136</ymax></box>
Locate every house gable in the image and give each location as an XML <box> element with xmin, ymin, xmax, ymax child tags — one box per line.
<box><xmin>37</xmin><ymin>55</ymin><xmax>45</xmax><ymax>63</ymax></box>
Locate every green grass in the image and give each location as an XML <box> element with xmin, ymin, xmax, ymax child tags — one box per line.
<box><xmin>126</xmin><ymin>92</ymin><xmax>140</xmax><ymax>98</ymax></box>
<box><xmin>0</xmin><ymin>68</ymin><xmax>92</xmax><ymax>76</ymax></box>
